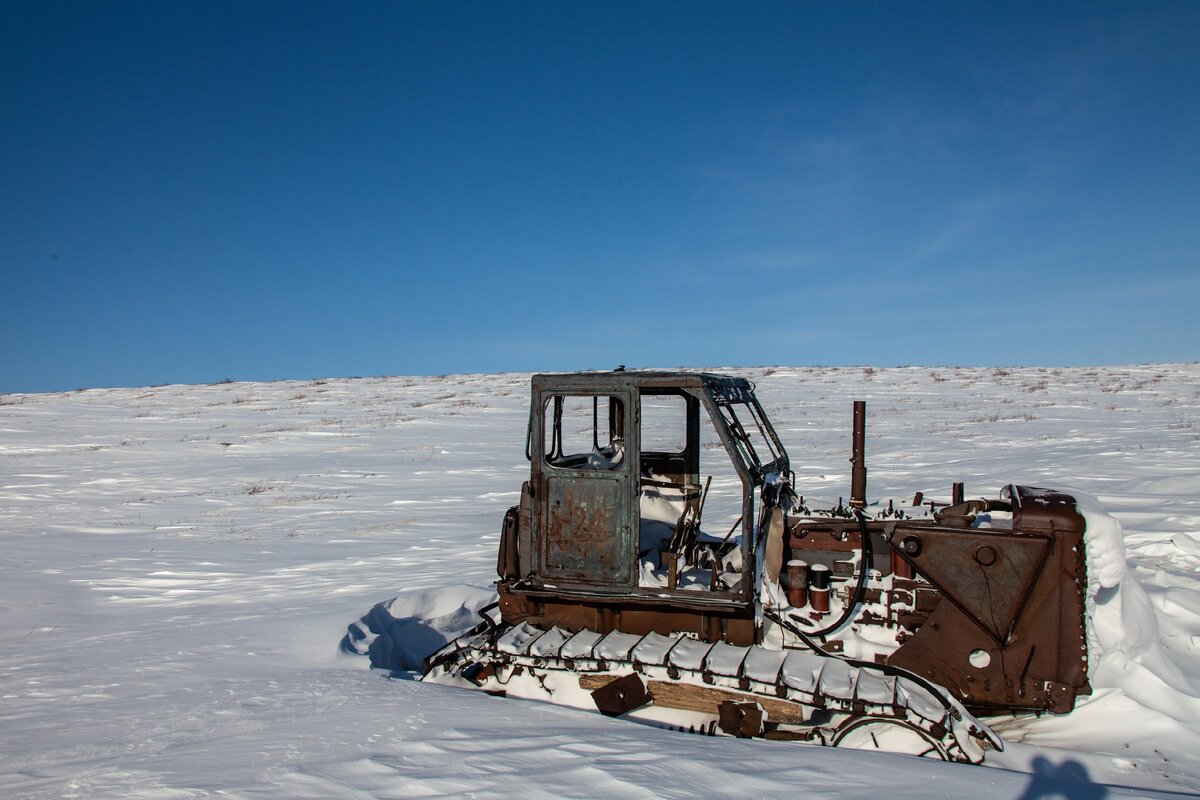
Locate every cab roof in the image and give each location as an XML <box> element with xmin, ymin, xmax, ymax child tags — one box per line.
<box><xmin>531</xmin><ymin>370</ymin><xmax>752</xmax><ymax>394</ymax></box>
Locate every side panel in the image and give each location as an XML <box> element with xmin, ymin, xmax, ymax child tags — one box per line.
<box><xmin>541</xmin><ymin>472</ymin><xmax>632</xmax><ymax>585</ymax></box>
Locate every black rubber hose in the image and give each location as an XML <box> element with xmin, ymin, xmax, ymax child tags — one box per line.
<box><xmin>797</xmin><ymin>509</ymin><xmax>873</xmax><ymax>639</ymax></box>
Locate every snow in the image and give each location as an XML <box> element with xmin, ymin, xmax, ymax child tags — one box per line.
<box><xmin>1076</xmin><ymin>490</ymin><xmax>1130</xmax><ymax>591</ymax></box>
<box><xmin>1</xmin><ymin>365</ymin><xmax>1198</xmax><ymax>797</ymax></box>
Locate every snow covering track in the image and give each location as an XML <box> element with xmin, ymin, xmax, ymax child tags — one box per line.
<box><xmin>1</xmin><ymin>366</ymin><xmax>1198</xmax><ymax>798</ymax></box>
<box><xmin>422</xmin><ymin>618</ymin><xmax>998</xmax><ymax>762</ymax></box>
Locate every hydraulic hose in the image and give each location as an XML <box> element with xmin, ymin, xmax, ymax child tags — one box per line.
<box><xmin>794</xmin><ymin>509</ymin><xmax>873</xmax><ymax>639</ymax></box>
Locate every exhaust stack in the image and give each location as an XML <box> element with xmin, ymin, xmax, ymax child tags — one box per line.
<box><xmin>849</xmin><ymin>400</ymin><xmax>867</xmax><ymax>510</ymax></box>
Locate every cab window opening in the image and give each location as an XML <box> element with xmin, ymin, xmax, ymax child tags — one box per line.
<box><xmin>542</xmin><ymin>394</ymin><xmax>625</xmax><ymax>471</ymax></box>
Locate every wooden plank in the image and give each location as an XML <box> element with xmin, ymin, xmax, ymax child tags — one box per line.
<box><xmin>579</xmin><ymin>674</ymin><xmax>618</xmax><ymax>691</ymax></box>
<box><xmin>647</xmin><ymin>681</ymin><xmax>808</xmax><ymax>724</ymax></box>
<box><xmin>577</xmin><ymin>674</ymin><xmax>807</xmax><ymax>724</ymax></box>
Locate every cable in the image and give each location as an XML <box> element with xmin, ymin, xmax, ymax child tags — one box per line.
<box><xmin>794</xmin><ymin>508</ymin><xmax>873</xmax><ymax>639</ymax></box>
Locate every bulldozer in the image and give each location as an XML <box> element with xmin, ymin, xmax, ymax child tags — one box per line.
<box><xmin>420</xmin><ymin>370</ymin><xmax>1094</xmax><ymax>762</ymax></box>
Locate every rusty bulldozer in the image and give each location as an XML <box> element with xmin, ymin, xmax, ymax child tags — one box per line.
<box><xmin>421</xmin><ymin>371</ymin><xmax>1094</xmax><ymax>762</ymax></box>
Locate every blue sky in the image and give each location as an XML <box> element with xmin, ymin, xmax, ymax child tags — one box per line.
<box><xmin>2</xmin><ymin>2</ymin><xmax>1198</xmax><ymax>393</ymax></box>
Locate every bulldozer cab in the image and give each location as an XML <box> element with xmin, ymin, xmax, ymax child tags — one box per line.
<box><xmin>514</xmin><ymin>371</ymin><xmax>789</xmax><ymax>617</ymax></box>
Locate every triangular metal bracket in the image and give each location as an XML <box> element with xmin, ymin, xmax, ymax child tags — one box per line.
<box><xmin>891</xmin><ymin>526</ymin><xmax>1052</xmax><ymax>643</ymax></box>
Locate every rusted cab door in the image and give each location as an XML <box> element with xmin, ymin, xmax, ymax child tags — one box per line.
<box><xmin>542</xmin><ymin>469</ymin><xmax>631</xmax><ymax>585</ymax></box>
<box><xmin>532</xmin><ymin>389</ymin><xmax>635</xmax><ymax>588</ymax></box>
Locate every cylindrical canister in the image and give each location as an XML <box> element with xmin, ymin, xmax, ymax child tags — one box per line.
<box><xmin>808</xmin><ymin>563</ymin><xmax>831</xmax><ymax>614</ymax></box>
<box><xmin>784</xmin><ymin>559</ymin><xmax>808</xmax><ymax>608</ymax></box>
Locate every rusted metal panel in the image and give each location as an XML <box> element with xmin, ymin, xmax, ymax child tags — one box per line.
<box><xmin>589</xmin><ymin>672</ymin><xmax>650</xmax><ymax>716</ymax></box>
<box><xmin>889</xmin><ymin>525</ymin><xmax>1052</xmax><ymax>643</ymax></box>
<box><xmin>1010</xmin><ymin>485</ymin><xmax>1086</xmax><ymax>535</ymax></box>
<box><xmin>529</xmin><ymin>381</ymin><xmax>636</xmax><ymax>590</ymax></box>
<box><xmin>886</xmin><ymin>489</ymin><xmax>1090</xmax><ymax>713</ymax></box>
<box><xmin>497</xmin><ymin>506</ymin><xmax>520</xmax><ymax>581</ymax></box>
<box><xmin>542</xmin><ymin>473</ymin><xmax>633</xmax><ymax>585</ymax></box>
<box><xmin>516</xmin><ymin>481</ymin><xmax>534</xmax><ymax>576</ymax></box>
<box><xmin>498</xmin><ymin>583</ymin><xmax>758</xmax><ymax>646</ymax></box>
<box><xmin>718</xmin><ymin>700</ymin><xmax>765</xmax><ymax>737</ymax></box>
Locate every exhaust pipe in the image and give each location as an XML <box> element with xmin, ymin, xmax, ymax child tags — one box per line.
<box><xmin>850</xmin><ymin>400</ymin><xmax>867</xmax><ymax>510</ymax></box>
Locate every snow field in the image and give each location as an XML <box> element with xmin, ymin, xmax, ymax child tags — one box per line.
<box><xmin>1</xmin><ymin>364</ymin><xmax>1198</xmax><ymax>797</ymax></box>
